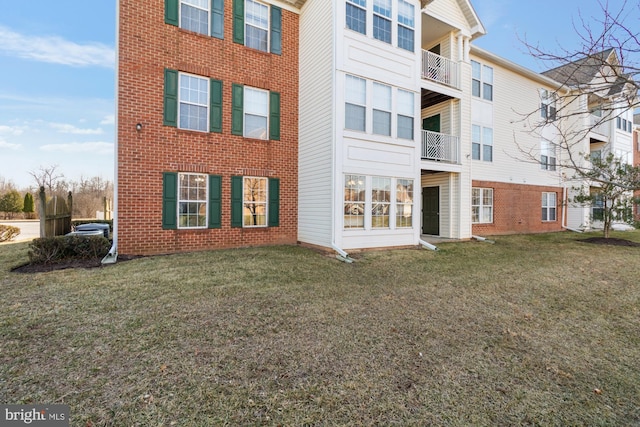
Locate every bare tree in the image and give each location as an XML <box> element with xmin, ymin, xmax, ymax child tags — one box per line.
<box><xmin>29</xmin><ymin>165</ymin><xmax>65</xmax><ymax>195</ymax></box>
<box><xmin>515</xmin><ymin>0</ymin><xmax>640</xmax><ymax>237</ymax></box>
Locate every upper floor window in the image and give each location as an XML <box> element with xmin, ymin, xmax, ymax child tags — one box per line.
<box><xmin>472</xmin><ymin>60</ymin><xmax>493</xmax><ymax>101</ymax></box>
<box><xmin>179</xmin><ymin>73</ymin><xmax>210</xmax><ymax>132</ymax></box>
<box><xmin>397</xmin><ymin>89</ymin><xmax>414</xmax><ymax>140</ymax></box>
<box><xmin>541</xmin><ymin>140</ymin><xmax>557</xmax><ymax>171</ymax></box>
<box><xmin>345</xmin><ymin>75</ymin><xmax>367</xmax><ymax>132</ymax></box>
<box><xmin>540</xmin><ymin>89</ymin><xmax>557</xmax><ymax>121</ymax></box>
<box><xmin>346</xmin><ymin>0</ymin><xmax>415</xmax><ymax>52</ymax></box>
<box><xmin>472</xmin><ymin>124</ymin><xmax>493</xmax><ymax>161</ymax></box>
<box><xmin>397</xmin><ymin>0</ymin><xmax>414</xmax><ymax>52</ymax></box>
<box><xmin>231</xmin><ymin>83</ymin><xmax>281</xmax><ymax>140</ymax></box>
<box><xmin>346</xmin><ymin>0</ymin><xmax>367</xmax><ymax>35</ymax></box>
<box><xmin>617</xmin><ymin>116</ymin><xmax>632</xmax><ymax>133</ymax></box>
<box><xmin>233</xmin><ymin>0</ymin><xmax>282</xmax><ymax>55</ymax></box>
<box><xmin>373</xmin><ymin>82</ymin><xmax>392</xmax><ymax>136</ymax></box>
<box><xmin>165</xmin><ymin>0</ymin><xmax>224</xmax><ymax>39</ymax></box>
<box><xmin>373</xmin><ymin>0</ymin><xmax>392</xmax><ymax>44</ymax></box>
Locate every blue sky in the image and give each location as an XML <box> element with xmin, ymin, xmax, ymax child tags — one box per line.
<box><xmin>0</xmin><ymin>0</ymin><xmax>635</xmax><ymax>189</ymax></box>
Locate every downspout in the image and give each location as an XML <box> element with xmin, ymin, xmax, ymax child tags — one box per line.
<box><xmin>332</xmin><ymin>243</ymin><xmax>354</xmax><ymax>263</ymax></box>
<box><xmin>560</xmin><ymin>174</ymin><xmax>582</xmax><ymax>234</ymax></box>
<box><xmin>102</xmin><ymin>0</ymin><xmax>120</xmax><ymax>265</ymax></box>
<box><xmin>419</xmin><ymin>239</ymin><xmax>438</xmax><ymax>251</ymax></box>
<box><xmin>472</xmin><ymin>235</ymin><xmax>495</xmax><ymax>244</ymax></box>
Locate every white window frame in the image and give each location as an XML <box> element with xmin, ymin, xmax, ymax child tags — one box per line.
<box><xmin>471</xmin><ymin>60</ymin><xmax>493</xmax><ymax>101</ymax></box>
<box><xmin>345</xmin><ymin>75</ymin><xmax>367</xmax><ymax>132</ymax></box>
<box><xmin>346</xmin><ymin>0</ymin><xmax>367</xmax><ymax>35</ymax></box>
<box><xmin>178</xmin><ymin>72</ymin><xmax>209</xmax><ymax>132</ymax></box>
<box><xmin>245</xmin><ymin>0</ymin><xmax>270</xmax><ymax>52</ymax></box>
<box><xmin>395</xmin><ymin>178</ymin><xmax>413</xmax><ymax>228</ymax></box>
<box><xmin>243</xmin><ymin>176</ymin><xmax>268</xmax><ymax>227</ymax></box>
<box><xmin>397</xmin><ymin>89</ymin><xmax>414</xmax><ymax>140</ymax></box>
<box><xmin>244</xmin><ymin>86</ymin><xmax>269</xmax><ymax>139</ymax></box>
<box><xmin>472</xmin><ymin>124</ymin><xmax>493</xmax><ymax>162</ymax></box>
<box><xmin>396</xmin><ymin>0</ymin><xmax>414</xmax><ymax>52</ymax></box>
<box><xmin>180</xmin><ymin>0</ymin><xmax>210</xmax><ymax>36</ymax></box>
<box><xmin>472</xmin><ymin>187</ymin><xmax>493</xmax><ymax>224</ymax></box>
<box><xmin>344</xmin><ymin>174</ymin><xmax>366</xmax><ymax>229</ymax></box>
<box><xmin>542</xmin><ymin>192</ymin><xmax>557</xmax><ymax>222</ymax></box>
<box><xmin>178</xmin><ymin>172</ymin><xmax>208</xmax><ymax>229</ymax></box>
<box><xmin>373</xmin><ymin>82</ymin><xmax>392</xmax><ymax>136</ymax></box>
<box><xmin>540</xmin><ymin>89</ymin><xmax>557</xmax><ymax>120</ymax></box>
<box><xmin>371</xmin><ymin>176</ymin><xmax>391</xmax><ymax>228</ymax></box>
<box><xmin>373</xmin><ymin>0</ymin><xmax>392</xmax><ymax>44</ymax></box>
<box><xmin>541</xmin><ymin>140</ymin><xmax>557</xmax><ymax>171</ymax></box>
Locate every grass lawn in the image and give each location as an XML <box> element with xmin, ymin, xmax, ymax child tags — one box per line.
<box><xmin>1</xmin><ymin>232</ymin><xmax>639</xmax><ymax>426</ymax></box>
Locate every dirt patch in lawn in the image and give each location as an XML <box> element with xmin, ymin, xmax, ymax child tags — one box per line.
<box><xmin>579</xmin><ymin>237</ymin><xmax>640</xmax><ymax>247</ymax></box>
<box><xmin>11</xmin><ymin>255</ymin><xmax>140</xmax><ymax>273</ymax></box>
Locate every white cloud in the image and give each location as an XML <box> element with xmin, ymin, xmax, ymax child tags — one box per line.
<box><xmin>50</xmin><ymin>123</ymin><xmax>104</xmax><ymax>135</ymax></box>
<box><xmin>100</xmin><ymin>115</ymin><xmax>115</xmax><ymax>125</ymax></box>
<box><xmin>0</xmin><ymin>25</ymin><xmax>114</xmax><ymax>68</ymax></box>
<box><xmin>40</xmin><ymin>142</ymin><xmax>113</xmax><ymax>155</ymax></box>
<box><xmin>0</xmin><ymin>125</ymin><xmax>25</xmax><ymax>136</ymax></box>
<box><xmin>0</xmin><ymin>138</ymin><xmax>22</xmax><ymax>150</ymax></box>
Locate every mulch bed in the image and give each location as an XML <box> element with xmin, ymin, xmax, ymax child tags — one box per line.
<box><xmin>579</xmin><ymin>237</ymin><xmax>640</xmax><ymax>247</ymax></box>
<box><xmin>11</xmin><ymin>255</ymin><xmax>139</xmax><ymax>274</ymax></box>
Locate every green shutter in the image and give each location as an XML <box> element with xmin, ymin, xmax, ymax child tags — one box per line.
<box><xmin>162</xmin><ymin>172</ymin><xmax>178</xmax><ymax>229</ymax></box>
<box><xmin>208</xmin><ymin>175</ymin><xmax>222</xmax><ymax>228</ymax></box>
<box><xmin>165</xmin><ymin>0</ymin><xmax>179</xmax><ymax>26</ymax></box>
<box><xmin>232</xmin><ymin>0</ymin><xmax>244</xmax><ymax>44</ymax></box>
<box><xmin>211</xmin><ymin>0</ymin><xmax>224</xmax><ymax>39</ymax></box>
<box><xmin>270</xmin><ymin>6</ymin><xmax>282</xmax><ymax>55</ymax></box>
<box><xmin>231</xmin><ymin>84</ymin><xmax>244</xmax><ymax>136</ymax></box>
<box><xmin>231</xmin><ymin>176</ymin><xmax>243</xmax><ymax>227</ymax></box>
<box><xmin>268</xmin><ymin>178</ymin><xmax>279</xmax><ymax>227</ymax></box>
<box><xmin>210</xmin><ymin>79</ymin><xmax>223</xmax><ymax>133</ymax></box>
<box><xmin>269</xmin><ymin>91</ymin><xmax>280</xmax><ymax>141</ymax></box>
<box><xmin>163</xmin><ymin>69</ymin><xmax>178</xmax><ymax>127</ymax></box>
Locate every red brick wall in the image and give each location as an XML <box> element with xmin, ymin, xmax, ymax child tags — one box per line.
<box><xmin>118</xmin><ymin>0</ymin><xmax>299</xmax><ymax>255</ymax></box>
<box><xmin>472</xmin><ymin>180</ymin><xmax>564</xmax><ymax>236</ymax></box>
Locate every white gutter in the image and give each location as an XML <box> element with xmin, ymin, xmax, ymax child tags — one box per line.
<box><xmin>419</xmin><ymin>239</ymin><xmax>438</xmax><ymax>251</ymax></box>
<box><xmin>102</xmin><ymin>0</ymin><xmax>120</xmax><ymax>265</ymax></box>
<box><xmin>332</xmin><ymin>243</ymin><xmax>354</xmax><ymax>263</ymax></box>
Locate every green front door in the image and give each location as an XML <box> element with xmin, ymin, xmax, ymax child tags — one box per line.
<box><xmin>422</xmin><ymin>186</ymin><xmax>440</xmax><ymax>235</ymax></box>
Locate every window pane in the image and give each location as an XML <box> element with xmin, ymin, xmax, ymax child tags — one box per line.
<box><xmin>346</xmin><ymin>2</ymin><xmax>366</xmax><ymax>34</ymax></box>
<box><xmin>243</xmin><ymin>177</ymin><xmax>267</xmax><ymax>227</ymax></box>
<box><xmin>472</xmin><ymin>125</ymin><xmax>481</xmax><ymax>143</ymax></box>
<box><xmin>483</xmin><ymin>145</ymin><xmax>493</xmax><ymax>162</ymax></box>
<box><xmin>397</xmin><ymin>0</ymin><xmax>414</xmax><ymax>27</ymax></box>
<box><xmin>373</xmin><ymin>110</ymin><xmax>391</xmax><ymax>135</ymax></box>
<box><xmin>244</xmin><ymin>114</ymin><xmax>268</xmax><ymax>139</ymax></box>
<box><xmin>396</xmin><ymin>178</ymin><xmax>413</xmax><ymax>228</ymax></box>
<box><xmin>371</xmin><ymin>176</ymin><xmax>390</xmax><ymax>229</ymax></box>
<box><xmin>472</xmin><ymin>143</ymin><xmax>481</xmax><ymax>160</ymax></box>
<box><xmin>398</xmin><ymin>26</ymin><xmax>414</xmax><ymax>52</ymax></box>
<box><xmin>482</xmin><ymin>127</ymin><xmax>493</xmax><ymax>146</ymax></box>
<box><xmin>373</xmin><ymin>0</ymin><xmax>391</xmax><ymax>17</ymax></box>
<box><xmin>471</xmin><ymin>61</ymin><xmax>481</xmax><ymax>79</ymax></box>
<box><xmin>345</xmin><ymin>75</ymin><xmax>366</xmax><ymax>104</ymax></box>
<box><xmin>397</xmin><ymin>115</ymin><xmax>413</xmax><ymax>139</ymax></box>
<box><xmin>483</xmin><ymin>65</ymin><xmax>493</xmax><ymax>84</ymax></box>
<box><xmin>245</xmin><ymin>88</ymin><xmax>268</xmax><ymax>115</ymax></box>
<box><xmin>344</xmin><ymin>175</ymin><xmax>365</xmax><ymax>228</ymax></box>
<box><xmin>397</xmin><ymin>89</ymin><xmax>414</xmax><ymax>116</ymax></box>
<box><xmin>181</xmin><ymin>1</ymin><xmax>209</xmax><ymax>35</ymax></box>
<box><xmin>472</xmin><ymin>80</ymin><xmax>480</xmax><ymax>97</ymax></box>
<box><xmin>483</xmin><ymin>83</ymin><xmax>493</xmax><ymax>101</ymax></box>
<box><xmin>373</xmin><ymin>83</ymin><xmax>391</xmax><ymax>110</ymax></box>
<box><xmin>245</xmin><ymin>26</ymin><xmax>268</xmax><ymax>51</ymax></box>
<box><xmin>345</xmin><ymin>104</ymin><xmax>366</xmax><ymax>131</ymax></box>
<box><xmin>245</xmin><ymin>0</ymin><xmax>269</xmax><ymax>51</ymax></box>
<box><xmin>178</xmin><ymin>173</ymin><xmax>207</xmax><ymax>228</ymax></box>
<box><xmin>373</xmin><ymin>15</ymin><xmax>391</xmax><ymax>43</ymax></box>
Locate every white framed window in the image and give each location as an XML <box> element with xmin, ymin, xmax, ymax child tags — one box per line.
<box><xmin>373</xmin><ymin>82</ymin><xmax>392</xmax><ymax>136</ymax></box>
<box><xmin>472</xmin><ymin>125</ymin><xmax>493</xmax><ymax>162</ymax></box>
<box><xmin>179</xmin><ymin>73</ymin><xmax>209</xmax><ymax>132</ymax></box>
<box><xmin>397</xmin><ymin>89</ymin><xmax>414</xmax><ymax>140</ymax></box>
<box><xmin>472</xmin><ymin>187</ymin><xmax>493</xmax><ymax>224</ymax></box>
<box><xmin>540</xmin><ymin>89</ymin><xmax>557</xmax><ymax>120</ymax></box>
<box><xmin>372</xmin><ymin>176</ymin><xmax>391</xmax><ymax>228</ymax></box>
<box><xmin>395</xmin><ymin>178</ymin><xmax>413</xmax><ymax>228</ymax></box>
<box><xmin>373</xmin><ymin>0</ymin><xmax>392</xmax><ymax>44</ymax></box>
<box><xmin>244</xmin><ymin>87</ymin><xmax>269</xmax><ymax>139</ymax></box>
<box><xmin>178</xmin><ymin>173</ymin><xmax>208</xmax><ymax>228</ymax></box>
<box><xmin>344</xmin><ymin>175</ymin><xmax>366</xmax><ymax>228</ymax></box>
<box><xmin>345</xmin><ymin>75</ymin><xmax>367</xmax><ymax>131</ymax></box>
<box><xmin>180</xmin><ymin>0</ymin><xmax>209</xmax><ymax>35</ymax></box>
<box><xmin>471</xmin><ymin>60</ymin><xmax>493</xmax><ymax>101</ymax></box>
<box><xmin>397</xmin><ymin>0</ymin><xmax>414</xmax><ymax>52</ymax></box>
<box><xmin>346</xmin><ymin>0</ymin><xmax>367</xmax><ymax>34</ymax></box>
<box><xmin>243</xmin><ymin>176</ymin><xmax>268</xmax><ymax>227</ymax></box>
<box><xmin>542</xmin><ymin>192</ymin><xmax>557</xmax><ymax>221</ymax></box>
<box><xmin>541</xmin><ymin>140</ymin><xmax>557</xmax><ymax>171</ymax></box>
<box><xmin>245</xmin><ymin>0</ymin><xmax>269</xmax><ymax>52</ymax></box>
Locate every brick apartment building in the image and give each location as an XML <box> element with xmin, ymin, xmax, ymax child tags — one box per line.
<box><xmin>117</xmin><ymin>0</ymin><xmax>300</xmax><ymax>254</ymax></box>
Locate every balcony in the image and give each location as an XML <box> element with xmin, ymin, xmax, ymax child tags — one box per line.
<box><xmin>589</xmin><ymin>114</ymin><xmax>610</xmax><ymax>138</ymax></box>
<box><xmin>421</xmin><ymin>50</ymin><xmax>460</xmax><ymax>90</ymax></box>
<box><xmin>422</xmin><ymin>130</ymin><xmax>459</xmax><ymax>163</ymax></box>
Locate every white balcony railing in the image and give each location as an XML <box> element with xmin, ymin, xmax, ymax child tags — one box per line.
<box><xmin>421</xmin><ymin>50</ymin><xmax>460</xmax><ymax>90</ymax></box>
<box><xmin>589</xmin><ymin>114</ymin><xmax>610</xmax><ymax>137</ymax></box>
<box><xmin>421</xmin><ymin>130</ymin><xmax>459</xmax><ymax>163</ymax></box>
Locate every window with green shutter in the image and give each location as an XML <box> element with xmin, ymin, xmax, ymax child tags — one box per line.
<box><xmin>208</xmin><ymin>175</ymin><xmax>222</xmax><ymax>228</ymax></box>
<box><xmin>270</xmin><ymin>6</ymin><xmax>282</xmax><ymax>55</ymax></box>
<box><xmin>234</xmin><ymin>0</ymin><xmax>282</xmax><ymax>54</ymax></box>
<box><xmin>230</xmin><ymin>176</ymin><xmax>243</xmax><ymax>227</ymax></box>
<box><xmin>210</xmin><ymin>79</ymin><xmax>223</xmax><ymax>133</ymax></box>
<box><xmin>231</xmin><ymin>84</ymin><xmax>244</xmax><ymax>136</ymax></box>
<box><xmin>232</xmin><ymin>0</ymin><xmax>245</xmax><ymax>44</ymax></box>
<box><xmin>162</xmin><ymin>172</ymin><xmax>178</xmax><ymax>229</ymax></box>
<box><xmin>163</xmin><ymin>69</ymin><xmax>178</xmax><ymax>127</ymax></box>
<box><xmin>269</xmin><ymin>91</ymin><xmax>280</xmax><ymax>141</ymax></box>
<box><xmin>166</xmin><ymin>0</ymin><xmax>224</xmax><ymax>39</ymax></box>
<box><xmin>165</xmin><ymin>0</ymin><xmax>179</xmax><ymax>26</ymax></box>
<box><xmin>268</xmin><ymin>178</ymin><xmax>279</xmax><ymax>227</ymax></box>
